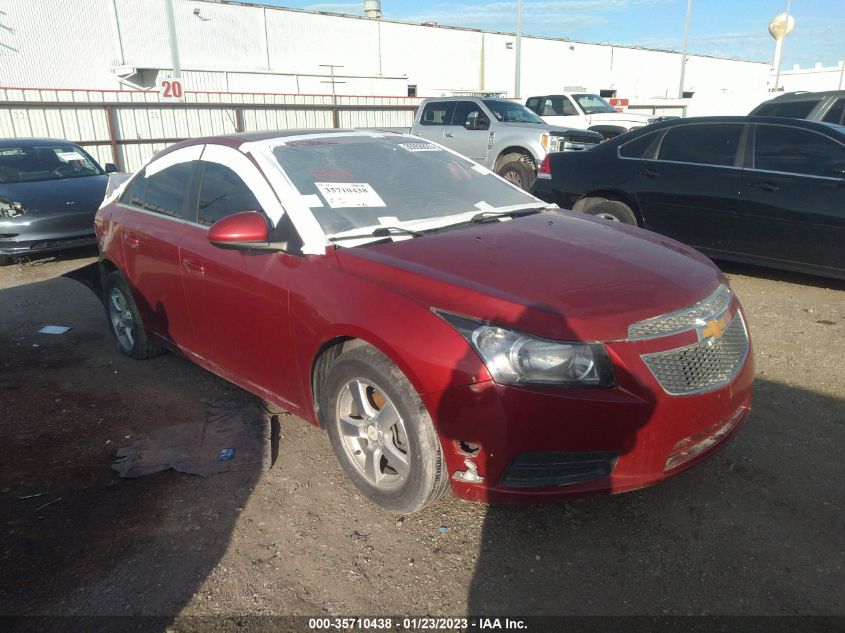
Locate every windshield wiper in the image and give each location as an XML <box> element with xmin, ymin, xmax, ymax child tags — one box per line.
<box><xmin>470</xmin><ymin>207</ymin><xmax>546</xmax><ymax>223</ymax></box>
<box><xmin>328</xmin><ymin>226</ymin><xmax>423</xmax><ymax>242</ymax></box>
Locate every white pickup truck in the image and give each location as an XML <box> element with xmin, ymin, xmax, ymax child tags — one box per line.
<box><xmin>525</xmin><ymin>93</ymin><xmax>662</xmax><ymax>139</ymax></box>
<box><xmin>408</xmin><ymin>97</ymin><xmax>602</xmax><ymax>189</ymax></box>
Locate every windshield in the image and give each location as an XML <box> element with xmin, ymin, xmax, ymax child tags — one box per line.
<box><xmin>0</xmin><ymin>144</ymin><xmax>102</xmax><ymax>183</ymax></box>
<box><xmin>273</xmin><ymin>135</ymin><xmax>537</xmax><ymax>236</ymax></box>
<box><xmin>482</xmin><ymin>100</ymin><xmax>545</xmax><ymax>124</ymax></box>
<box><xmin>572</xmin><ymin>94</ymin><xmax>618</xmax><ymax>114</ymax></box>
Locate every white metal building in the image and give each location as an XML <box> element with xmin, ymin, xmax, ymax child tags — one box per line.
<box><xmin>0</xmin><ymin>0</ymin><xmax>771</xmax><ymax>101</ymax></box>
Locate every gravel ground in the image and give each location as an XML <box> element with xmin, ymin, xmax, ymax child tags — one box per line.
<box><xmin>0</xmin><ymin>246</ymin><xmax>843</xmax><ymax>621</ymax></box>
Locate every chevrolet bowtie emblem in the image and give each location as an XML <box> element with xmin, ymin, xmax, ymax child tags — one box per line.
<box><xmin>701</xmin><ymin>318</ymin><xmax>726</xmax><ymax>340</ymax></box>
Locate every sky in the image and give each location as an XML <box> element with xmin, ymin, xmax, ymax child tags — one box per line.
<box><xmin>235</xmin><ymin>0</ymin><xmax>845</xmax><ymax>68</ymax></box>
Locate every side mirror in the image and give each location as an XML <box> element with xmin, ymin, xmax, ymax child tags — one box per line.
<box><xmin>208</xmin><ymin>211</ymin><xmax>271</xmax><ymax>250</ymax></box>
<box><xmin>104</xmin><ymin>163</ymin><xmax>119</xmax><ymax>173</ymax></box>
<box><xmin>465</xmin><ymin>111</ymin><xmax>490</xmax><ymax>131</ymax></box>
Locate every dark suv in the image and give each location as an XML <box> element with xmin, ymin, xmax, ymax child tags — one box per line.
<box><xmin>749</xmin><ymin>91</ymin><xmax>845</xmax><ymax>125</ymax></box>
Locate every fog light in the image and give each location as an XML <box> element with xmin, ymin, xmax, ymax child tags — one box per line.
<box><xmin>664</xmin><ymin>407</ymin><xmax>746</xmax><ymax>471</ymax></box>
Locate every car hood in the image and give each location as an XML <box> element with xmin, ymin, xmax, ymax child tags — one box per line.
<box><xmin>334</xmin><ymin>211</ymin><xmax>724</xmax><ymax>342</ymax></box>
<box><xmin>587</xmin><ymin>111</ymin><xmax>654</xmax><ymax>124</ymax></box>
<box><xmin>500</xmin><ymin>121</ymin><xmax>601</xmax><ymax>138</ymax></box>
<box><xmin>0</xmin><ymin>175</ymin><xmax>108</xmax><ymax>217</ymax></box>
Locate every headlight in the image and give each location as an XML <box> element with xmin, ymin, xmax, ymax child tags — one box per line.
<box><xmin>436</xmin><ymin>312</ymin><xmax>615</xmax><ymax>387</ymax></box>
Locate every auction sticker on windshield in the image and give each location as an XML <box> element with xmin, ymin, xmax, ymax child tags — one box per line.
<box><xmin>315</xmin><ymin>182</ymin><xmax>386</xmax><ymax>208</ymax></box>
<box><xmin>399</xmin><ymin>142</ymin><xmax>442</xmax><ymax>152</ymax></box>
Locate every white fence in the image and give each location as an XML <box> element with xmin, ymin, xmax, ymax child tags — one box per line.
<box><xmin>0</xmin><ymin>88</ymin><xmax>422</xmax><ymax>171</ymax></box>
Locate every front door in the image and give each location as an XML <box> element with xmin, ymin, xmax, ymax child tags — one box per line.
<box><xmin>634</xmin><ymin>122</ymin><xmax>744</xmax><ymax>252</ymax></box>
<box><xmin>733</xmin><ymin>123</ymin><xmax>845</xmax><ymax>274</ymax></box>
<box><xmin>442</xmin><ymin>100</ymin><xmax>491</xmax><ymax>163</ymax></box>
<box><xmin>414</xmin><ymin>101</ymin><xmax>454</xmax><ymax>145</ymax></box>
<box><xmin>178</xmin><ymin>158</ymin><xmax>299</xmax><ymax>408</ymax></box>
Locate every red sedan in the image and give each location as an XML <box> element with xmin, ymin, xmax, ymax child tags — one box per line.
<box><xmin>95</xmin><ymin>130</ymin><xmax>753</xmax><ymax>513</ymax></box>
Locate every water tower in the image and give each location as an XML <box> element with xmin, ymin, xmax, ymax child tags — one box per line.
<box><xmin>769</xmin><ymin>10</ymin><xmax>795</xmax><ymax>91</ymax></box>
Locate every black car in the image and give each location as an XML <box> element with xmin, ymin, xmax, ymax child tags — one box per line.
<box><xmin>750</xmin><ymin>91</ymin><xmax>845</xmax><ymax>126</ymax></box>
<box><xmin>531</xmin><ymin>116</ymin><xmax>845</xmax><ymax>280</ymax></box>
<box><xmin>0</xmin><ymin>138</ymin><xmax>117</xmax><ymax>263</ymax></box>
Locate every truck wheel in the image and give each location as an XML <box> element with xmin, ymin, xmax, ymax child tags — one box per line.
<box><xmin>497</xmin><ymin>160</ymin><xmax>534</xmax><ymax>190</ymax></box>
<box><xmin>584</xmin><ymin>200</ymin><xmax>638</xmax><ymax>225</ymax></box>
<box><xmin>323</xmin><ymin>345</ymin><xmax>449</xmax><ymax>514</ymax></box>
<box><xmin>103</xmin><ymin>270</ymin><xmax>165</xmax><ymax>359</ymax></box>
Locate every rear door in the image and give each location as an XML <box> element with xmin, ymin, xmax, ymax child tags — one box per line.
<box><xmin>732</xmin><ymin>123</ymin><xmax>845</xmax><ymax>274</ymax></box>
<box><xmin>116</xmin><ymin>148</ymin><xmax>201</xmax><ymax>351</ymax></box>
<box><xmin>442</xmin><ymin>100</ymin><xmax>490</xmax><ymax>163</ymax></box>
<box><xmin>633</xmin><ymin>122</ymin><xmax>743</xmax><ymax>251</ymax></box>
<box><xmin>178</xmin><ymin>148</ymin><xmax>299</xmax><ymax>408</ymax></box>
<box><xmin>413</xmin><ymin>101</ymin><xmax>455</xmax><ymax>145</ymax></box>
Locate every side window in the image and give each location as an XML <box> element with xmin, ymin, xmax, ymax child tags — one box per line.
<box><xmin>561</xmin><ymin>98</ymin><xmax>579</xmax><ymax>116</ymax></box>
<box><xmin>451</xmin><ymin>101</ymin><xmax>481</xmax><ymax>127</ymax></box>
<box><xmin>753</xmin><ymin>100</ymin><xmax>818</xmax><ymax>119</ymax></box>
<box><xmin>619</xmin><ymin>131</ymin><xmax>660</xmax><ymax>159</ymax></box>
<box><xmin>525</xmin><ymin>97</ymin><xmax>540</xmax><ymax>113</ymax></box>
<box><xmin>142</xmin><ymin>162</ymin><xmax>195</xmax><ymax>219</ymax></box>
<box><xmin>419</xmin><ymin>102</ymin><xmax>456</xmax><ymax>126</ymax></box>
<box><xmin>754</xmin><ymin>125</ymin><xmax>845</xmax><ymax>177</ymax></box>
<box><xmin>822</xmin><ymin>99</ymin><xmax>845</xmax><ymax>126</ymax></box>
<box><xmin>120</xmin><ymin>169</ymin><xmax>147</xmax><ymax>207</ymax></box>
<box><xmin>657</xmin><ymin>124</ymin><xmax>741</xmax><ymax>167</ymax></box>
<box><xmin>197</xmin><ymin>162</ymin><xmax>264</xmax><ymax>226</ymax></box>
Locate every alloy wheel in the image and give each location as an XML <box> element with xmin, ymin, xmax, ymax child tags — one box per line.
<box><xmin>108</xmin><ymin>287</ymin><xmax>136</xmax><ymax>352</ymax></box>
<box><xmin>335</xmin><ymin>378</ymin><xmax>410</xmax><ymax>491</ymax></box>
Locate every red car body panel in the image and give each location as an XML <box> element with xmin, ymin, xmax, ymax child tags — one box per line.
<box><xmin>95</xmin><ymin>134</ymin><xmax>754</xmax><ymax>503</ymax></box>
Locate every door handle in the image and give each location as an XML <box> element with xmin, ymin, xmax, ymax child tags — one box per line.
<box><xmin>748</xmin><ymin>181</ymin><xmax>780</xmax><ymax>192</ymax></box>
<box><xmin>640</xmin><ymin>168</ymin><xmax>660</xmax><ymax>177</ymax></box>
<box><xmin>444</xmin><ymin>132</ymin><xmax>454</xmax><ymax>138</ymax></box>
<box><xmin>182</xmin><ymin>258</ymin><xmax>206</xmax><ymax>276</ymax></box>
<box><xmin>122</xmin><ymin>233</ymin><xmax>140</xmax><ymax>249</ymax></box>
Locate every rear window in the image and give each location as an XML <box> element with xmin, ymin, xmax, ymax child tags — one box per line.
<box><xmin>0</xmin><ymin>144</ymin><xmax>101</xmax><ymax>183</ymax></box>
<box><xmin>619</xmin><ymin>131</ymin><xmax>659</xmax><ymax>158</ymax></box>
<box><xmin>753</xmin><ymin>99</ymin><xmax>818</xmax><ymax>119</ymax></box>
<box><xmin>657</xmin><ymin>124</ymin><xmax>741</xmax><ymax>167</ymax></box>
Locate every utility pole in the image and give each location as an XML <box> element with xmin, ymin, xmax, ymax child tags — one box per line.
<box><xmin>839</xmin><ymin>57</ymin><xmax>844</xmax><ymax>90</ymax></box>
<box><xmin>319</xmin><ymin>64</ymin><xmax>345</xmax><ymax>104</ymax></box>
<box><xmin>163</xmin><ymin>0</ymin><xmax>182</xmax><ymax>79</ymax></box>
<box><xmin>514</xmin><ymin>0</ymin><xmax>522</xmax><ymax>99</ymax></box>
<box><xmin>678</xmin><ymin>0</ymin><xmax>692</xmax><ymax>98</ymax></box>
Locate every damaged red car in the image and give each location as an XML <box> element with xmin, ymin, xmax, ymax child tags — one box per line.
<box><xmin>94</xmin><ymin>130</ymin><xmax>753</xmax><ymax>513</ymax></box>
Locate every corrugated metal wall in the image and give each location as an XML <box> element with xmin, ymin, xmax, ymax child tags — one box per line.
<box><xmin>0</xmin><ymin>88</ymin><xmax>421</xmax><ymax>171</ymax></box>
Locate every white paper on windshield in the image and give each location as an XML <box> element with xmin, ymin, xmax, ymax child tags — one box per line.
<box><xmin>57</xmin><ymin>151</ymin><xmax>85</xmax><ymax>162</ymax></box>
<box><xmin>377</xmin><ymin>216</ymin><xmax>400</xmax><ymax>225</ymax></box>
<box><xmin>399</xmin><ymin>142</ymin><xmax>442</xmax><ymax>152</ymax></box>
<box><xmin>301</xmin><ymin>194</ymin><xmax>323</xmax><ymax>208</ymax></box>
<box><xmin>474</xmin><ymin>200</ymin><xmax>493</xmax><ymax>210</ymax></box>
<box><xmin>315</xmin><ymin>183</ymin><xmax>386</xmax><ymax>208</ymax></box>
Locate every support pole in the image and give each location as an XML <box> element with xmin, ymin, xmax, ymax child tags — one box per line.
<box><xmin>678</xmin><ymin>0</ymin><xmax>692</xmax><ymax>98</ymax></box>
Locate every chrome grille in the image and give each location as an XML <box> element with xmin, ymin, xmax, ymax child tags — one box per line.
<box><xmin>641</xmin><ymin>313</ymin><xmax>749</xmax><ymax>395</ymax></box>
<box><xmin>629</xmin><ymin>284</ymin><xmax>732</xmax><ymax>340</ymax></box>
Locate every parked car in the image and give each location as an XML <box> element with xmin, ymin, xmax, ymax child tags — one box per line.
<box><xmin>525</xmin><ymin>93</ymin><xmax>662</xmax><ymax>138</ymax></box>
<box><xmin>531</xmin><ymin>116</ymin><xmax>845</xmax><ymax>280</ymax></box>
<box><xmin>95</xmin><ymin>129</ymin><xmax>753</xmax><ymax>513</ymax></box>
<box><xmin>0</xmin><ymin>138</ymin><xmax>117</xmax><ymax>263</ymax></box>
<box><xmin>409</xmin><ymin>97</ymin><xmax>602</xmax><ymax>189</ymax></box>
<box><xmin>749</xmin><ymin>90</ymin><xmax>845</xmax><ymax>125</ymax></box>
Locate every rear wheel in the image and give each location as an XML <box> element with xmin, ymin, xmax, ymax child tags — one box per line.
<box><xmin>322</xmin><ymin>345</ymin><xmax>449</xmax><ymax>513</ymax></box>
<box><xmin>103</xmin><ymin>270</ymin><xmax>165</xmax><ymax>359</ymax></box>
<box><xmin>579</xmin><ymin>198</ymin><xmax>638</xmax><ymax>225</ymax></box>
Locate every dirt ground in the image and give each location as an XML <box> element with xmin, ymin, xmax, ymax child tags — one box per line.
<box><xmin>0</xmin><ymin>245</ymin><xmax>843</xmax><ymax>623</ymax></box>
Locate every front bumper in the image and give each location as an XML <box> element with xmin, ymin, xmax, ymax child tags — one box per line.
<box><xmin>425</xmin><ymin>304</ymin><xmax>754</xmax><ymax>503</ymax></box>
<box><xmin>0</xmin><ymin>210</ymin><xmax>96</xmax><ymax>257</ymax></box>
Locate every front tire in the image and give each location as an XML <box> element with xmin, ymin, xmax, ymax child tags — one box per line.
<box><xmin>103</xmin><ymin>270</ymin><xmax>165</xmax><ymax>359</ymax></box>
<box><xmin>496</xmin><ymin>160</ymin><xmax>535</xmax><ymax>190</ymax></box>
<box><xmin>322</xmin><ymin>346</ymin><xmax>449</xmax><ymax>513</ymax></box>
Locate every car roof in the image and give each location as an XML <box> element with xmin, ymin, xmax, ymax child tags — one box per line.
<box><xmin>0</xmin><ymin>138</ymin><xmax>81</xmax><ymax>148</ymax></box>
<box><xmin>762</xmin><ymin>90</ymin><xmax>845</xmax><ymax>102</ymax></box>
<box><xmin>620</xmin><ymin>115</ymin><xmax>845</xmax><ymax>133</ymax></box>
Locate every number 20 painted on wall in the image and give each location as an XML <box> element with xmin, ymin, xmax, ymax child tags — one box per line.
<box><xmin>161</xmin><ymin>80</ymin><xmax>183</xmax><ymax>99</ymax></box>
